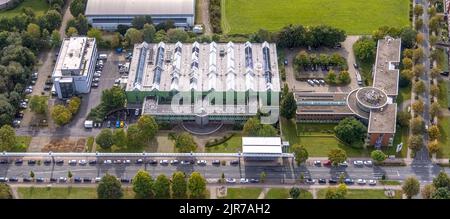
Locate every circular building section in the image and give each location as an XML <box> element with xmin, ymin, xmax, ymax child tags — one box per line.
<box><xmin>355</xmin><ymin>87</ymin><xmax>388</xmax><ymax>113</ymax></box>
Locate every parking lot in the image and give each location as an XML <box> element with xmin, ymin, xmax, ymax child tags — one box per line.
<box><xmin>285</xmin><ymin>36</ymin><xmax>361</xmax><ymax>93</ymax></box>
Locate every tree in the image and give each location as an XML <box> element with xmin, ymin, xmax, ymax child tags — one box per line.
<box><xmin>371</xmin><ymin>150</ymin><xmax>387</xmax><ymax>163</ymax></box>
<box><xmin>96</xmin><ymin>129</ymin><xmax>113</xmax><ymax>149</ymax></box>
<box><xmin>413</xmin><ymin>65</ymin><xmax>424</xmax><ymax>77</ymax></box>
<box><xmin>421</xmin><ymin>184</ymin><xmax>435</xmax><ymax>199</ymax></box>
<box><xmin>353</xmin><ymin>36</ymin><xmax>376</xmax><ymax>63</ymax></box>
<box><xmin>402</xmin><ymin>58</ymin><xmax>413</xmax><ymax>69</ymax></box>
<box><xmin>29</xmin><ymin>95</ymin><xmax>47</xmax><ymax>114</ymax></box>
<box><xmin>325</xmin><ymin>70</ymin><xmax>337</xmax><ymax>84</ymax></box>
<box><xmin>412</xmin><ymin>99</ymin><xmax>424</xmax><ymax>114</ymax></box>
<box><xmin>67</xmin><ymin>96</ymin><xmax>81</xmax><ymax>115</ymax></box>
<box><xmin>142</xmin><ymin>24</ymin><xmax>156</xmax><ymax>42</ymax></box>
<box><xmin>428</xmin><ymin>125</ymin><xmax>441</xmax><ymax>140</ymax></box>
<box><xmin>70</xmin><ymin>0</ymin><xmax>87</xmax><ymax>17</ymax></box>
<box><xmin>413</xmin><ymin>47</ymin><xmax>424</xmax><ymax>63</ymax></box>
<box><xmin>430</xmin><ymin>84</ymin><xmax>440</xmax><ymax>97</ymax></box>
<box><xmin>415</xmin><ymin>19</ymin><xmax>423</xmax><ymax>30</ymax></box>
<box><xmin>416</xmin><ymin>33</ymin><xmax>425</xmax><ymax>45</ymax></box>
<box><xmin>131</xmin><ymin>16</ymin><xmax>152</xmax><ymax>29</ymax></box>
<box><xmin>112</xmin><ymin>128</ymin><xmax>127</xmax><ymax>148</ymax></box>
<box><xmin>97</xmin><ymin>174</ymin><xmax>123</xmax><ymax>199</ymax></box>
<box><xmin>137</xmin><ymin>115</ymin><xmax>158</xmax><ymax>143</ymax></box>
<box><xmin>29</xmin><ymin>171</ymin><xmax>34</xmax><ymax>180</ymax></box>
<box><xmin>87</xmin><ymin>28</ymin><xmax>103</xmax><ymax>43</ymax></box>
<box><xmin>431</xmin><ymin>187</ymin><xmax>449</xmax><ymax>199</ymax></box>
<box><xmin>430</xmin><ymin>102</ymin><xmax>440</xmax><ymax>118</ymax></box>
<box><xmin>67</xmin><ymin>171</ymin><xmax>73</xmax><ymax>181</ymax></box>
<box><xmin>280</xmin><ymin>91</ymin><xmax>297</xmax><ymax>119</ymax></box>
<box><xmin>66</xmin><ymin>27</ymin><xmax>78</xmax><ymax>37</ymax></box>
<box><xmin>430</xmin><ymin>67</ymin><xmax>441</xmax><ymax>78</ymax></box>
<box><xmin>414</xmin><ymin>80</ymin><xmax>425</xmax><ymax>94</ymax></box>
<box><xmin>167</xmin><ymin>29</ymin><xmax>189</xmax><ymax>43</ymax></box>
<box><xmin>400</xmin><ymin>69</ymin><xmax>413</xmax><ymax>86</ymax></box>
<box><xmin>410</xmin><ymin>116</ymin><xmax>424</xmax><ymax>135</ymax></box>
<box><xmin>260</xmin><ymin>172</ymin><xmax>266</xmax><ymax>183</ymax></box>
<box><xmin>402</xmin><ymin>177</ymin><xmax>420</xmax><ymax>199</ymax></box>
<box><xmin>153</xmin><ymin>174</ymin><xmax>171</xmax><ymax>199</ymax></box>
<box><xmin>243</xmin><ymin>117</ymin><xmax>261</xmax><ymax>136</ymax></box>
<box><xmin>325</xmin><ymin>184</ymin><xmax>347</xmax><ymax>199</ymax></box>
<box><xmin>101</xmin><ymin>87</ymin><xmax>126</xmax><ymax>111</ymax></box>
<box><xmin>334</xmin><ymin>117</ymin><xmax>367</xmax><ymax>145</ymax></box>
<box><xmin>408</xmin><ymin>135</ymin><xmax>423</xmax><ymax>151</ymax></box>
<box><xmin>432</xmin><ymin>172</ymin><xmax>449</xmax><ymax>189</ymax></box>
<box><xmin>132</xmin><ymin>170</ymin><xmax>154</xmax><ymax>199</ymax></box>
<box><xmin>289</xmin><ymin>187</ymin><xmax>301</xmax><ymax>199</ymax></box>
<box><xmin>0</xmin><ymin>125</ymin><xmax>16</xmax><ymax>152</ymax></box>
<box><xmin>188</xmin><ymin>172</ymin><xmax>206</xmax><ymax>199</ymax></box>
<box><xmin>125</xmin><ymin>28</ymin><xmax>143</xmax><ymax>46</ymax></box>
<box><xmin>127</xmin><ymin>124</ymin><xmax>144</xmax><ymax>148</ymax></box>
<box><xmin>51</xmin><ymin>105</ymin><xmax>72</xmax><ymax>126</ymax></box>
<box><xmin>257</xmin><ymin>124</ymin><xmax>278</xmax><ymax>137</ymax></box>
<box><xmin>41</xmin><ymin>10</ymin><xmax>62</xmax><ymax>31</ymax></box>
<box><xmin>172</xmin><ymin>172</ymin><xmax>187</xmax><ymax>199</ymax></box>
<box><xmin>27</xmin><ymin>23</ymin><xmax>41</xmax><ymax>39</ymax></box>
<box><xmin>400</xmin><ymin>28</ymin><xmax>418</xmax><ymax>49</ymax></box>
<box><xmin>337</xmin><ymin>71</ymin><xmax>351</xmax><ymax>84</ymax></box>
<box><xmin>175</xmin><ymin>132</ymin><xmax>198</xmax><ymax>153</ymax></box>
<box><xmin>428</xmin><ymin>140</ymin><xmax>441</xmax><ymax>154</ymax></box>
<box><xmin>50</xmin><ymin>30</ymin><xmax>61</xmax><ymax>47</ymax></box>
<box><xmin>397</xmin><ymin>111</ymin><xmax>411</xmax><ymax>127</ymax></box>
<box><xmin>328</xmin><ymin>149</ymin><xmax>347</xmax><ymax>166</ymax></box>
<box><xmin>110</xmin><ymin>33</ymin><xmax>122</xmax><ymax>49</ymax></box>
<box><xmin>292</xmin><ymin>144</ymin><xmax>308</xmax><ymax>165</ymax></box>
<box><xmin>0</xmin><ymin>183</ymin><xmax>12</xmax><ymax>199</ymax></box>
<box><xmin>414</xmin><ymin>5</ymin><xmax>424</xmax><ymax>17</ymax></box>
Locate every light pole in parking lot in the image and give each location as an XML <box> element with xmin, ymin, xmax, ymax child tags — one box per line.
<box><xmin>49</xmin><ymin>151</ymin><xmax>54</xmax><ymax>163</ymax></box>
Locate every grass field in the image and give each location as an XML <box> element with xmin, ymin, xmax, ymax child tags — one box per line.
<box><xmin>397</xmin><ymin>85</ymin><xmax>412</xmax><ymax>105</ymax></box>
<box><xmin>317</xmin><ymin>189</ymin><xmax>403</xmax><ymax>199</ymax></box>
<box><xmin>437</xmin><ymin>116</ymin><xmax>450</xmax><ymax>158</ymax></box>
<box><xmin>0</xmin><ymin>0</ymin><xmax>49</xmax><ymax>18</ymax></box>
<box><xmin>224</xmin><ymin>188</ymin><xmax>262</xmax><ymax>199</ymax></box>
<box><xmin>265</xmin><ymin>188</ymin><xmax>313</xmax><ymax>199</ymax></box>
<box><xmin>438</xmin><ymin>80</ymin><xmax>449</xmax><ymax>109</ymax></box>
<box><xmin>205</xmin><ymin>134</ymin><xmax>242</xmax><ymax>153</ymax></box>
<box><xmin>17</xmin><ymin>187</ymin><xmax>136</xmax><ymax>199</ymax></box>
<box><xmin>222</xmin><ymin>0</ymin><xmax>410</xmax><ymax>34</ymax></box>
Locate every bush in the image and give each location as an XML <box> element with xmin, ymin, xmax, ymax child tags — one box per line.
<box><xmin>67</xmin><ymin>96</ymin><xmax>81</xmax><ymax>115</ymax></box>
<box><xmin>209</xmin><ymin>0</ymin><xmax>222</xmax><ymax>33</ymax></box>
<box><xmin>205</xmin><ymin>133</ymin><xmax>235</xmax><ymax>147</ymax></box>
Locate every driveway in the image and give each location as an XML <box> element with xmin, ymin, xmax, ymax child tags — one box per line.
<box><xmin>197</xmin><ymin>0</ymin><xmax>212</xmax><ymax>35</ymax></box>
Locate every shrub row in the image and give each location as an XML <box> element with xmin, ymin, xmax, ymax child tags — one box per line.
<box><xmin>205</xmin><ymin>133</ymin><xmax>235</xmax><ymax>147</ymax></box>
<box><xmin>209</xmin><ymin>0</ymin><xmax>222</xmax><ymax>33</ymax></box>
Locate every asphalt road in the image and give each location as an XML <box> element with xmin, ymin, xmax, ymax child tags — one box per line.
<box><xmin>1</xmin><ymin>157</ymin><xmax>449</xmax><ymax>184</ymax></box>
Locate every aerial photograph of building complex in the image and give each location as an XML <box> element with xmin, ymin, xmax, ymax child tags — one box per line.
<box><xmin>1</xmin><ymin>0</ymin><xmax>450</xmax><ymax>209</ymax></box>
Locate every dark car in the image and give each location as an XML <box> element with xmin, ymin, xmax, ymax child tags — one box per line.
<box><xmin>27</xmin><ymin>160</ymin><xmax>36</xmax><ymax>165</ymax></box>
<box><xmin>147</xmin><ymin>160</ymin><xmax>158</xmax><ymax>165</ymax></box>
<box><xmin>50</xmin><ymin>178</ymin><xmax>57</xmax><ymax>182</ymax></box>
<box><xmin>43</xmin><ymin>159</ymin><xmax>52</xmax><ymax>165</ymax></box>
<box><xmin>36</xmin><ymin>178</ymin><xmax>45</xmax><ymax>183</ymax></box>
<box><xmin>328</xmin><ymin>179</ymin><xmax>338</xmax><ymax>184</ymax></box>
<box><xmin>9</xmin><ymin>177</ymin><xmax>18</xmax><ymax>182</ymax></box>
<box><xmin>43</xmin><ymin>85</ymin><xmax>51</xmax><ymax>91</ymax></box>
<box><xmin>15</xmin><ymin>159</ymin><xmax>23</xmax><ymax>164</ymax></box>
<box><xmin>344</xmin><ymin>178</ymin><xmax>354</xmax><ymax>185</ymax></box>
<box><xmin>88</xmin><ymin>160</ymin><xmax>97</xmax><ymax>165</ymax></box>
<box><xmin>23</xmin><ymin>178</ymin><xmax>32</xmax><ymax>182</ymax></box>
<box><xmin>83</xmin><ymin>178</ymin><xmax>92</xmax><ymax>183</ymax></box>
<box><xmin>45</xmin><ymin>79</ymin><xmax>53</xmax><ymax>85</ymax></box>
<box><xmin>230</xmin><ymin>160</ymin><xmax>239</xmax><ymax>165</ymax></box>
<box><xmin>318</xmin><ymin>179</ymin><xmax>327</xmax><ymax>184</ymax></box>
<box><xmin>74</xmin><ymin>177</ymin><xmax>82</xmax><ymax>183</ymax></box>
<box><xmin>55</xmin><ymin>160</ymin><xmax>64</xmax><ymax>165</ymax></box>
<box><xmin>212</xmin><ymin>160</ymin><xmax>220</xmax><ymax>165</ymax></box>
<box><xmin>120</xmin><ymin>178</ymin><xmax>131</xmax><ymax>183</ymax></box>
<box><xmin>135</xmin><ymin>159</ymin><xmax>144</xmax><ymax>164</ymax></box>
<box><xmin>0</xmin><ymin>159</ymin><xmax>7</xmax><ymax>164</ymax></box>
<box><xmin>249</xmin><ymin>179</ymin><xmax>259</xmax><ymax>183</ymax></box>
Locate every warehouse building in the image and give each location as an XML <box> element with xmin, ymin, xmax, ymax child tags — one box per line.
<box><xmin>85</xmin><ymin>0</ymin><xmax>195</xmax><ymax>30</ymax></box>
<box><xmin>125</xmin><ymin>41</ymin><xmax>281</xmax><ymax>125</ymax></box>
<box><xmin>296</xmin><ymin>37</ymin><xmax>401</xmax><ymax>147</ymax></box>
<box><xmin>52</xmin><ymin>37</ymin><xmax>97</xmax><ymax>99</ymax></box>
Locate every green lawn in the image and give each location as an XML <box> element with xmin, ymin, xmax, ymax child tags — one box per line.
<box><xmin>437</xmin><ymin>116</ymin><xmax>450</xmax><ymax>158</ymax></box>
<box><xmin>297</xmin><ymin>123</ymin><xmax>336</xmax><ymax>136</ymax></box>
<box><xmin>438</xmin><ymin>80</ymin><xmax>449</xmax><ymax>109</ymax></box>
<box><xmin>224</xmin><ymin>188</ymin><xmax>262</xmax><ymax>199</ymax></box>
<box><xmin>98</xmin><ymin>133</ymin><xmax>174</xmax><ymax>153</ymax></box>
<box><xmin>397</xmin><ymin>85</ymin><xmax>412</xmax><ymax>105</ymax></box>
<box><xmin>317</xmin><ymin>189</ymin><xmax>403</xmax><ymax>199</ymax></box>
<box><xmin>389</xmin><ymin>126</ymin><xmax>409</xmax><ymax>158</ymax></box>
<box><xmin>18</xmin><ymin>187</ymin><xmax>135</xmax><ymax>199</ymax></box>
<box><xmin>379</xmin><ymin>180</ymin><xmax>402</xmax><ymax>186</ymax></box>
<box><xmin>0</xmin><ymin>0</ymin><xmax>49</xmax><ymax>18</ymax></box>
<box><xmin>222</xmin><ymin>0</ymin><xmax>410</xmax><ymax>34</ymax></box>
<box><xmin>206</xmin><ymin>134</ymin><xmax>242</xmax><ymax>153</ymax></box>
<box><xmin>265</xmin><ymin>188</ymin><xmax>313</xmax><ymax>199</ymax></box>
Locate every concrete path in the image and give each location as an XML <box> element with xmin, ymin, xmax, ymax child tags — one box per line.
<box><xmin>197</xmin><ymin>0</ymin><xmax>212</xmax><ymax>35</ymax></box>
<box><xmin>257</xmin><ymin>188</ymin><xmax>269</xmax><ymax>199</ymax></box>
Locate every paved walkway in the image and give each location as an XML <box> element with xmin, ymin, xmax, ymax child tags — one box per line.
<box><xmin>257</xmin><ymin>188</ymin><xmax>269</xmax><ymax>199</ymax></box>
<box><xmin>197</xmin><ymin>0</ymin><xmax>212</xmax><ymax>35</ymax></box>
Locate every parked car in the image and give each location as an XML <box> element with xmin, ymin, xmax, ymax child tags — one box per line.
<box><xmin>0</xmin><ymin>177</ymin><xmax>8</xmax><ymax>182</ymax></box>
<box><xmin>103</xmin><ymin>160</ymin><xmax>112</xmax><ymax>164</ymax></box>
<box><xmin>91</xmin><ymin>83</ymin><xmax>99</xmax><ymax>88</ymax></box>
<box><xmin>353</xmin><ymin>160</ymin><xmax>364</xmax><ymax>166</ymax></box>
<box><xmin>120</xmin><ymin>121</ymin><xmax>124</xmax><ymax>128</ymax></box>
<box><xmin>313</xmin><ymin>160</ymin><xmax>322</xmax><ymax>166</ymax></box>
<box><xmin>181</xmin><ymin>160</ymin><xmax>192</xmax><ymax>165</ymax></box>
<box><xmin>44</xmin><ymin>85</ymin><xmax>52</xmax><ymax>91</ymax></box>
<box><xmin>306</xmin><ymin>178</ymin><xmax>316</xmax><ymax>184</ymax></box>
<box><xmin>43</xmin><ymin>159</ymin><xmax>52</xmax><ymax>165</ymax></box>
<box><xmin>368</xmin><ymin>180</ymin><xmax>377</xmax><ymax>185</ymax></box>
<box><xmin>353</xmin><ymin>63</ymin><xmax>359</xmax><ymax>69</ymax></box>
<box><xmin>83</xmin><ymin>178</ymin><xmax>92</xmax><ymax>183</ymax></box>
<box><xmin>59</xmin><ymin>177</ymin><xmax>67</xmax><ymax>183</ymax></box>
<box><xmin>249</xmin><ymin>178</ymin><xmax>260</xmax><ymax>183</ymax></box>
<box><xmin>115</xmin><ymin>120</ymin><xmax>120</xmax><ymax>128</ymax></box>
<box><xmin>344</xmin><ymin>178</ymin><xmax>354</xmax><ymax>185</ymax></box>
<box><xmin>36</xmin><ymin>178</ymin><xmax>45</xmax><ymax>183</ymax></box>
<box><xmin>113</xmin><ymin>159</ymin><xmax>122</xmax><ymax>164</ymax></box>
<box><xmin>226</xmin><ymin>178</ymin><xmax>236</xmax><ymax>183</ymax></box>
<box><xmin>55</xmin><ymin>160</ymin><xmax>64</xmax><ymax>165</ymax></box>
<box><xmin>364</xmin><ymin>160</ymin><xmax>373</xmax><ymax>166</ymax></box>
<box><xmin>120</xmin><ymin>178</ymin><xmax>131</xmax><ymax>183</ymax></box>
<box><xmin>95</xmin><ymin>177</ymin><xmax>101</xmax><ymax>183</ymax></box>
<box><xmin>170</xmin><ymin>160</ymin><xmax>179</xmax><ymax>165</ymax></box>
<box><xmin>328</xmin><ymin>179</ymin><xmax>338</xmax><ymax>184</ymax></box>
<box><xmin>27</xmin><ymin>160</ymin><xmax>36</xmax><ymax>165</ymax></box>
<box><xmin>23</xmin><ymin>178</ymin><xmax>32</xmax><ymax>182</ymax></box>
<box><xmin>230</xmin><ymin>160</ymin><xmax>239</xmax><ymax>165</ymax></box>
<box><xmin>212</xmin><ymin>160</ymin><xmax>220</xmax><ymax>165</ymax></box>
<box><xmin>0</xmin><ymin>159</ymin><xmax>8</xmax><ymax>164</ymax></box>
<box><xmin>15</xmin><ymin>159</ymin><xmax>23</xmax><ymax>164</ymax></box>
<box><xmin>239</xmin><ymin>178</ymin><xmax>249</xmax><ymax>184</ymax></box>
<box><xmin>147</xmin><ymin>160</ymin><xmax>157</xmax><ymax>165</ymax></box>
<box><xmin>318</xmin><ymin>179</ymin><xmax>327</xmax><ymax>184</ymax></box>
<box><xmin>68</xmin><ymin>160</ymin><xmax>77</xmax><ymax>165</ymax></box>
<box><xmin>339</xmin><ymin>161</ymin><xmax>348</xmax><ymax>167</ymax></box>
<box><xmin>197</xmin><ymin>160</ymin><xmax>207</xmax><ymax>165</ymax></box>
<box><xmin>9</xmin><ymin>177</ymin><xmax>18</xmax><ymax>182</ymax></box>
<box><xmin>323</xmin><ymin>160</ymin><xmax>332</xmax><ymax>166</ymax></box>
<box><xmin>92</xmin><ymin>78</ymin><xmax>100</xmax><ymax>83</ymax></box>
<box><xmin>159</xmin><ymin>160</ymin><xmax>169</xmax><ymax>165</ymax></box>
<box><xmin>357</xmin><ymin>179</ymin><xmax>366</xmax><ymax>185</ymax></box>
<box><xmin>93</xmin><ymin>72</ymin><xmax>101</xmax><ymax>77</ymax></box>
<box><xmin>74</xmin><ymin>177</ymin><xmax>82</xmax><ymax>183</ymax></box>
<box><xmin>50</xmin><ymin>178</ymin><xmax>57</xmax><ymax>182</ymax></box>
<box><xmin>88</xmin><ymin>160</ymin><xmax>97</xmax><ymax>165</ymax></box>
<box><xmin>135</xmin><ymin>159</ymin><xmax>143</xmax><ymax>164</ymax></box>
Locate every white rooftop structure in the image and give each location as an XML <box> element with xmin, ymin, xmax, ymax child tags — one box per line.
<box><xmin>85</xmin><ymin>0</ymin><xmax>195</xmax><ymax>16</ymax></box>
<box><xmin>242</xmin><ymin>137</ymin><xmax>283</xmax><ymax>154</ymax></box>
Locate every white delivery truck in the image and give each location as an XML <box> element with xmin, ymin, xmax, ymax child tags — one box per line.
<box><xmin>84</xmin><ymin>120</ymin><xmax>94</xmax><ymax>129</ymax></box>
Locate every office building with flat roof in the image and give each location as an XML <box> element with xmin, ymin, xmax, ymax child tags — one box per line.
<box><xmin>52</xmin><ymin>37</ymin><xmax>97</xmax><ymax>99</ymax></box>
<box><xmin>125</xmin><ymin>41</ymin><xmax>280</xmax><ymax>125</ymax></box>
<box><xmin>85</xmin><ymin>0</ymin><xmax>195</xmax><ymax>30</ymax></box>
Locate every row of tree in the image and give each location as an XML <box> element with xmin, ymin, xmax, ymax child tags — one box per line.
<box><xmin>324</xmin><ymin>70</ymin><xmax>351</xmax><ymax>85</ymax></box>
<box><xmin>403</xmin><ymin>171</ymin><xmax>450</xmax><ymax>199</ymax></box>
<box><xmin>51</xmin><ymin>96</ymin><xmax>81</xmax><ymax>126</ymax></box>
<box><xmin>97</xmin><ymin>170</ymin><xmax>207</xmax><ymax>199</ymax></box>
<box><xmin>294</xmin><ymin>51</ymin><xmax>347</xmax><ymax>71</ymax></box>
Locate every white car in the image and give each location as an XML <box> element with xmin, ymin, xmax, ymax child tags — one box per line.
<box><xmin>368</xmin><ymin>180</ymin><xmax>377</xmax><ymax>185</ymax></box>
<box><xmin>170</xmin><ymin>160</ymin><xmax>179</xmax><ymax>165</ymax></box>
<box><xmin>240</xmin><ymin>178</ymin><xmax>249</xmax><ymax>184</ymax></box>
<box><xmin>78</xmin><ymin>160</ymin><xmax>87</xmax><ymax>165</ymax></box>
<box><xmin>160</xmin><ymin>160</ymin><xmax>169</xmax><ymax>165</ymax></box>
<box><xmin>103</xmin><ymin>160</ymin><xmax>112</xmax><ymax>164</ymax></box>
<box><xmin>197</xmin><ymin>160</ymin><xmax>207</xmax><ymax>165</ymax></box>
<box><xmin>339</xmin><ymin>161</ymin><xmax>348</xmax><ymax>167</ymax></box>
<box><xmin>364</xmin><ymin>160</ymin><xmax>373</xmax><ymax>166</ymax></box>
<box><xmin>357</xmin><ymin>179</ymin><xmax>366</xmax><ymax>185</ymax></box>
<box><xmin>93</xmin><ymin>73</ymin><xmax>101</xmax><ymax>77</ymax></box>
<box><xmin>68</xmin><ymin>160</ymin><xmax>77</xmax><ymax>165</ymax></box>
<box><xmin>226</xmin><ymin>178</ymin><xmax>236</xmax><ymax>183</ymax></box>
<box><xmin>313</xmin><ymin>160</ymin><xmax>321</xmax><ymax>166</ymax></box>
<box><xmin>124</xmin><ymin>160</ymin><xmax>131</xmax><ymax>164</ymax></box>
<box><xmin>95</xmin><ymin>177</ymin><xmax>101</xmax><ymax>182</ymax></box>
<box><xmin>353</xmin><ymin>160</ymin><xmax>364</xmax><ymax>166</ymax></box>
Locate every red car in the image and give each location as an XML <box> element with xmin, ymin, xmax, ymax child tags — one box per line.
<box><xmin>323</xmin><ymin>160</ymin><xmax>332</xmax><ymax>166</ymax></box>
